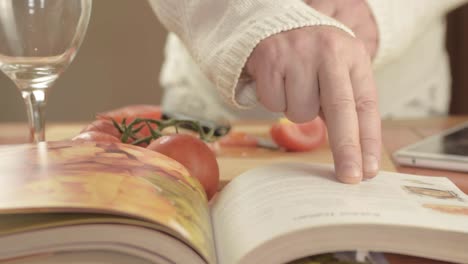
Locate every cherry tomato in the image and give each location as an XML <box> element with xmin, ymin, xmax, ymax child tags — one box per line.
<box><xmin>218</xmin><ymin>131</ymin><xmax>258</xmax><ymax>148</ymax></box>
<box><xmin>96</xmin><ymin>104</ymin><xmax>162</xmax><ymax>138</ymax></box>
<box><xmin>270</xmin><ymin>117</ymin><xmax>327</xmax><ymax>152</ymax></box>
<box><xmin>147</xmin><ymin>134</ymin><xmax>219</xmax><ymax>199</ymax></box>
<box><xmin>72</xmin><ymin>131</ymin><xmax>121</xmax><ymax>143</ymax></box>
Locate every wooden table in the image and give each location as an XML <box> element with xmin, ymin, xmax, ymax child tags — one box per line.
<box><xmin>382</xmin><ymin>116</ymin><xmax>468</xmax><ymax>195</ymax></box>
<box><xmin>0</xmin><ymin>117</ymin><xmax>467</xmax><ymax>264</ymax></box>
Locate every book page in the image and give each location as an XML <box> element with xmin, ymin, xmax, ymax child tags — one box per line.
<box><xmin>211</xmin><ymin>162</ymin><xmax>468</xmax><ymax>264</ymax></box>
<box><xmin>0</xmin><ymin>141</ymin><xmax>216</xmax><ymax>264</ymax></box>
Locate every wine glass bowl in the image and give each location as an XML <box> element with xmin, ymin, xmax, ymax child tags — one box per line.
<box><xmin>0</xmin><ymin>0</ymin><xmax>92</xmax><ymax>142</ymax></box>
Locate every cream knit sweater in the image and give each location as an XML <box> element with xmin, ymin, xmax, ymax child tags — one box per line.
<box><xmin>148</xmin><ymin>0</ymin><xmax>468</xmax><ymax>121</ymax></box>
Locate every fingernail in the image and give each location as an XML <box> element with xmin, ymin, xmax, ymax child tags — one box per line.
<box><xmin>338</xmin><ymin>162</ymin><xmax>362</xmax><ymax>183</ymax></box>
<box><xmin>363</xmin><ymin>154</ymin><xmax>379</xmax><ymax>178</ymax></box>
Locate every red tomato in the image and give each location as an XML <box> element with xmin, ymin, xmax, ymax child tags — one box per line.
<box><xmin>80</xmin><ymin>119</ymin><xmax>122</xmax><ymax>139</ymax></box>
<box><xmin>147</xmin><ymin>134</ymin><xmax>219</xmax><ymax>200</ymax></box>
<box><xmin>79</xmin><ymin>119</ymin><xmax>151</xmax><ymax>146</ymax></box>
<box><xmin>96</xmin><ymin>104</ymin><xmax>162</xmax><ymax>122</ymax></box>
<box><xmin>71</xmin><ymin>131</ymin><xmax>121</xmax><ymax>143</ymax></box>
<box><xmin>96</xmin><ymin>105</ymin><xmax>162</xmax><ymax>138</ymax></box>
<box><xmin>218</xmin><ymin>131</ymin><xmax>258</xmax><ymax>148</ymax></box>
<box><xmin>270</xmin><ymin>117</ymin><xmax>327</xmax><ymax>152</ymax></box>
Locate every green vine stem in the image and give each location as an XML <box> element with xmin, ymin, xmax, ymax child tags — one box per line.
<box><xmin>112</xmin><ymin>117</ymin><xmax>217</xmax><ymax>146</ymax></box>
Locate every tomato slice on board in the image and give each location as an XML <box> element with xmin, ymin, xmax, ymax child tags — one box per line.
<box><xmin>270</xmin><ymin>117</ymin><xmax>327</xmax><ymax>152</ymax></box>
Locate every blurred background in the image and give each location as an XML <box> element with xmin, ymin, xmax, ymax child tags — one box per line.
<box><xmin>0</xmin><ymin>1</ymin><xmax>467</xmax><ymax>123</ymax></box>
<box><xmin>0</xmin><ymin>0</ymin><xmax>167</xmax><ymax>122</ymax></box>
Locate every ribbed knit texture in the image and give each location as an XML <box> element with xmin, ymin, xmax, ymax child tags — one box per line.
<box><xmin>366</xmin><ymin>0</ymin><xmax>467</xmax><ymax>70</ymax></box>
<box><xmin>148</xmin><ymin>0</ymin><xmax>353</xmax><ymax>108</ymax></box>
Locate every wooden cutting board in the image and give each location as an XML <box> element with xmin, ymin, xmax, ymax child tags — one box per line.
<box><xmin>216</xmin><ymin>123</ymin><xmax>396</xmax><ymax>185</ymax></box>
<box><xmin>1</xmin><ymin>122</ymin><xmax>396</xmax><ymax>187</ymax></box>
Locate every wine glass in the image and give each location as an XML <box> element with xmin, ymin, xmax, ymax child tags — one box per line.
<box><xmin>0</xmin><ymin>0</ymin><xmax>92</xmax><ymax>142</ymax></box>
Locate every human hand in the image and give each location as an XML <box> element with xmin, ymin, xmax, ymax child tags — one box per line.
<box><xmin>305</xmin><ymin>0</ymin><xmax>379</xmax><ymax>58</ymax></box>
<box><xmin>245</xmin><ymin>26</ymin><xmax>381</xmax><ymax>183</ymax></box>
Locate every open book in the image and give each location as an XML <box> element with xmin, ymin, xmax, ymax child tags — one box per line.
<box><xmin>0</xmin><ymin>141</ymin><xmax>467</xmax><ymax>264</ymax></box>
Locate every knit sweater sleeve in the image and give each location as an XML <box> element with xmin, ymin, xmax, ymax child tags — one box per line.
<box><xmin>366</xmin><ymin>0</ymin><xmax>468</xmax><ymax>70</ymax></box>
<box><xmin>147</xmin><ymin>0</ymin><xmax>353</xmax><ymax>108</ymax></box>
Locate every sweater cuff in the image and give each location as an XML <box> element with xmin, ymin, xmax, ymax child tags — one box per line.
<box><xmin>205</xmin><ymin>3</ymin><xmax>355</xmax><ymax>109</ymax></box>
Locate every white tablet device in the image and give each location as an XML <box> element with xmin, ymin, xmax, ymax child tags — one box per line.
<box><xmin>393</xmin><ymin>121</ymin><xmax>468</xmax><ymax>172</ymax></box>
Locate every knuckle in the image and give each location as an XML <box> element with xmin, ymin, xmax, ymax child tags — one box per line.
<box><xmin>316</xmin><ymin>29</ymin><xmax>350</xmax><ymax>56</ymax></box>
<box><xmin>320</xmin><ymin>34</ymin><xmax>343</xmax><ymax>55</ymax></box>
<box><xmin>323</xmin><ymin>96</ymin><xmax>356</xmax><ymax>114</ymax></box>
<box><xmin>317</xmin><ymin>31</ymin><xmax>369</xmax><ymax>63</ymax></box>
<box><xmin>257</xmin><ymin>39</ymin><xmax>282</xmax><ymax>64</ymax></box>
<box><xmin>291</xmin><ymin>35</ymin><xmax>312</xmax><ymax>53</ymax></box>
<box><xmin>353</xmin><ymin>39</ymin><xmax>367</xmax><ymax>54</ymax></box>
<box><xmin>361</xmin><ymin>137</ymin><xmax>381</xmax><ymax>149</ymax></box>
<box><xmin>355</xmin><ymin>96</ymin><xmax>378</xmax><ymax>113</ymax></box>
<box><xmin>335</xmin><ymin>137</ymin><xmax>360</xmax><ymax>156</ymax></box>
<box><xmin>351</xmin><ymin>62</ymin><xmax>372</xmax><ymax>83</ymax></box>
<box><xmin>350</xmin><ymin>39</ymin><xmax>371</xmax><ymax>63</ymax></box>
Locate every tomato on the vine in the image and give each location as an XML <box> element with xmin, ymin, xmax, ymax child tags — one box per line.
<box><xmin>97</xmin><ymin>104</ymin><xmax>162</xmax><ymax>138</ymax></box>
<box><xmin>270</xmin><ymin>117</ymin><xmax>327</xmax><ymax>152</ymax></box>
<box><xmin>75</xmin><ymin>105</ymin><xmax>220</xmax><ymax>199</ymax></box>
<box><xmin>96</xmin><ymin>104</ymin><xmax>162</xmax><ymax>122</ymax></box>
<box><xmin>147</xmin><ymin>134</ymin><xmax>219</xmax><ymax>200</ymax></box>
<box><xmin>72</xmin><ymin>131</ymin><xmax>121</xmax><ymax>143</ymax></box>
<box><xmin>80</xmin><ymin>119</ymin><xmax>122</xmax><ymax>139</ymax></box>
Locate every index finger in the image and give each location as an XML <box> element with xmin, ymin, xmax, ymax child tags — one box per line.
<box><xmin>319</xmin><ymin>59</ymin><xmax>363</xmax><ymax>184</ymax></box>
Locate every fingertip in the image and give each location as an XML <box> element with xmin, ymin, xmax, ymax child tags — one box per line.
<box><xmin>363</xmin><ymin>154</ymin><xmax>380</xmax><ymax>180</ymax></box>
<box><xmin>338</xmin><ymin>177</ymin><xmax>361</xmax><ymax>184</ymax></box>
<box><xmin>336</xmin><ymin>162</ymin><xmax>362</xmax><ymax>184</ymax></box>
<box><xmin>363</xmin><ymin>172</ymin><xmax>378</xmax><ymax>181</ymax></box>
<box><xmin>363</xmin><ymin>171</ymin><xmax>379</xmax><ymax>180</ymax></box>
<box><xmin>284</xmin><ymin>112</ymin><xmax>315</xmax><ymax>124</ymax></box>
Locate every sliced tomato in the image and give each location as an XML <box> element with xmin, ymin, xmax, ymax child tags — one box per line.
<box><xmin>270</xmin><ymin>117</ymin><xmax>327</xmax><ymax>152</ymax></box>
<box><xmin>218</xmin><ymin>131</ymin><xmax>258</xmax><ymax>148</ymax></box>
<box><xmin>96</xmin><ymin>104</ymin><xmax>162</xmax><ymax>138</ymax></box>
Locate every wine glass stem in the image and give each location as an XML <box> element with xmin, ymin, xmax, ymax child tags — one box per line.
<box><xmin>21</xmin><ymin>90</ymin><xmax>48</xmax><ymax>142</ymax></box>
